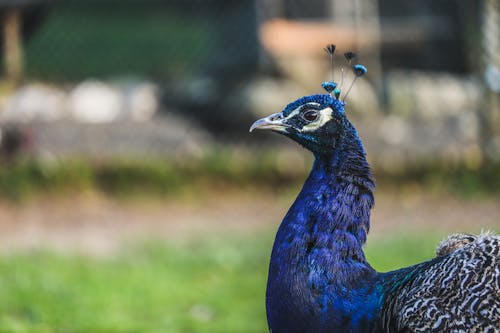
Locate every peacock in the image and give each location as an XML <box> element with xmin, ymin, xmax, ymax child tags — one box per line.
<box><xmin>250</xmin><ymin>45</ymin><xmax>499</xmax><ymax>333</ymax></box>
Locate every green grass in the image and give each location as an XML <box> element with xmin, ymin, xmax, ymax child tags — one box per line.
<box><xmin>0</xmin><ymin>232</ymin><xmax>445</xmax><ymax>333</ymax></box>
<box><xmin>365</xmin><ymin>233</ymin><xmax>443</xmax><ymax>272</ymax></box>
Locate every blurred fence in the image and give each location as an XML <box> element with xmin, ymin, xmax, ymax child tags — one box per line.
<box><xmin>0</xmin><ymin>0</ymin><xmax>497</xmax><ymax>165</ymax></box>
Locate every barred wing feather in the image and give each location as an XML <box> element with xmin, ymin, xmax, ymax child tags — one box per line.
<box><xmin>382</xmin><ymin>233</ymin><xmax>499</xmax><ymax>332</ymax></box>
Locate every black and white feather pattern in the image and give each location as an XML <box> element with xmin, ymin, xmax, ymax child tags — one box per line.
<box><xmin>381</xmin><ymin>232</ymin><xmax>500</xmax><ymax>332</ymax></box>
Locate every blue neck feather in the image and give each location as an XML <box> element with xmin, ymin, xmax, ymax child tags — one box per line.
<box><xmin>266</xmin><ymin>124</ymin><xmax>383</xmax><ymax>332</ymax></box>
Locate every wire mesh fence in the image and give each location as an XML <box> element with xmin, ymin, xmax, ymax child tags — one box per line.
<box><xmin>18</xmin><ymin>0</ymin><xmax>259</xmax><ymax>82</ymax></box>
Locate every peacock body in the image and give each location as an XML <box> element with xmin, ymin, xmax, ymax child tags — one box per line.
<box><xmin>250</xmin><ymin>51</ymin><xmax>499</xmax><ymax>333</ymax></box>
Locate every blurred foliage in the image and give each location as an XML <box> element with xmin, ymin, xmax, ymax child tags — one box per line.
<box><xmin>0</xmin><ymin>152</ymin><xmax>499</xmax><ymax>201</ymax></box>
<box><xmin>377</xmin><ymin>160</ymin><xmax>500</xmax><ymax>198</ymax></box>
<box><xmin>0</xmin><ymin>151</ymin><xmax>304</xmax><ymax>200</ymax></box>
<box><xmin>0</xmin><ymin>232</ymin><xmax>445</xmax><ymax>333</ymax></box>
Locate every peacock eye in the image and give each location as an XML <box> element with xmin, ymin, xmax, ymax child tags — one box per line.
<box><xmin>302</xmin><ymin>110</ymin><xmax>318</xmax><ymax>122</ymax></box>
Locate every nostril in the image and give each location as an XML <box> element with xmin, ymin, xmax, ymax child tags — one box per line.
<box><xmin>270</xmin><ymin>114</ymin><xmax>282</xmax><ymax>121</ymax></box>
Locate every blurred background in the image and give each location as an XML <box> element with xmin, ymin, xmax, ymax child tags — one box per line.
<box><xmin>0</xmin><ymin>0</ymin><xmax>498</xmax><ymax>332</ymax></box>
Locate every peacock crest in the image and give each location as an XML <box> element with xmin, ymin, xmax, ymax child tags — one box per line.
<box><xmin>320</xmin><ymin>44</ymin><xmax>367</xmax><ymax>102</ymax></box>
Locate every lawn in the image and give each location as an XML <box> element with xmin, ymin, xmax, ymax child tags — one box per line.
<box><xmin>0</xmin><ymin>232</ymin><xmax>445</xmax><ymax>333</ymax></box>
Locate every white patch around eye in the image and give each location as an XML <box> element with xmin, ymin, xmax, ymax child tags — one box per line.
<box><xmin>300</xmin><ymin>107</ymin><xmax>333</xmax><ymax>132</ymax></box>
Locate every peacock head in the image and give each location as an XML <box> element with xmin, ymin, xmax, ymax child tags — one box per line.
<box><xmin>249</xmin><ymin>94</ymin><xmax>348</xmax><ymax>154</ymax></box>
<box><xmin>250</xmin><ymin>45</ymin><xmax>367</xmax><ymax>156</ymax></box>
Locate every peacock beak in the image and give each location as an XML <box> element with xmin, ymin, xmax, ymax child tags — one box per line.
<box><xmin>249</xmin><ymin>112</ymin><xmax>289</xmax><ymax>133</ymax></box>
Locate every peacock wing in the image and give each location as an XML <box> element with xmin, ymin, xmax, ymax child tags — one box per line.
<box><xmin>381</xmin><ymin>233</ymin><xmax>499</xmax><ymax>332</ymax></box>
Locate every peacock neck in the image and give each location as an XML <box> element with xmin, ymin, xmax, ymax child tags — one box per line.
<box><xmin>267</xmin><ymin>133</ymin><xmax>379</xmax><ymax>329</ymax></box>
<box><xmin>275</xmin><ymin>131</ymin><xmax>376</xmax><ymax>278</ymax></box>
<box><xmin>290</xmin><ymin>146</ymin><xmax>376</xmax><ymax>283</ymax></box>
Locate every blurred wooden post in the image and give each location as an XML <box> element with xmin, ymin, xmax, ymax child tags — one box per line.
<box><xmin>479</xmin><ymin>0</ymin><xmax>500</xmax><ymax>162</ymax></box>
<box><xmin>329</xmin><ymin>0</ymin><xmax>383</xmax><ymax>104</ymax></box>
<box><xmin>354</xmin><ymin>0</ymin><xmax>383</xmax><ymax>102</ymax></box>
<box><xmin>3</xmin><ymin>7</ymin><xmax>23</xmax><ymax>84</ymax></box>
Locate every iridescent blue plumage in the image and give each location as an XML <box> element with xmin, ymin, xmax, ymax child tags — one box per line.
<box><xmin>250</xmin><ymin>90</ymin><xmax>499</xmax><ymax>332</ymax></box>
